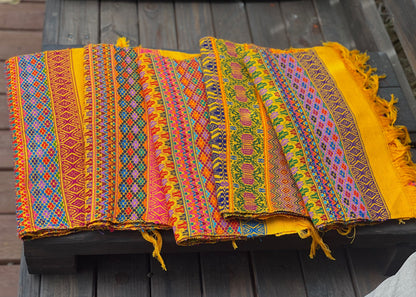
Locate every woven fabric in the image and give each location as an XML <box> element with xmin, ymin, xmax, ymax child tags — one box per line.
<box><xmin>7</xmin><ymin>38</ymin><xmax>416</xmax><ymax>252</ymax></box>
<box><xmin>7</xmin><ymin>49</ymin><xmax>86</xmax><ymax>238</ymax></box>
<box><xmin>200</xmin><ymin>38</ymin><xmax>308</xmax><ymax>220</ymax></box>
<box><xmin>200</xmin><ymin>37</ymin><xmax>416</xmax><ymax>230</ymax></box>
<box><xmin>84</xmin><ymin>44</ymin><xmax>170</xmax><ymax>230</ymax></box>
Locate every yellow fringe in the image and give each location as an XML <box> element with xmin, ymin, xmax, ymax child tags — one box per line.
<box><xmin>399</xmin><ymin>219</ymin><xmax>406</xmax><ymax>224</ymax></box>
<box><xmin>116</xmin><ymin>37</ymin><xmax>130</xmax><ymax>48</ymax></box>
<box><xmin>298</xmin><ymin>221</ymin><xmax>335</xmax><ymax>260</ymax></box>
<box><xmin>324</xmin><ymin>42</ymin><xmax>416</xmax><ymax>217</ymax></box>
<box><xmin>336</xmin><ymin>225</ymin><xmax>353</xmax><ymax>236</ymax></box>
<box><xmin>140</xmin><ymin>230</ymin><xmax>167</xmax><ymax>271</ymax></box>
<box><xmin>232</xmin><ymin>240</ymin><xmax>238</xmax><ymax>250</ymax></box>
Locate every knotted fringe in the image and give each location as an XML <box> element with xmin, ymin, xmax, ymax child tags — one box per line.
<box><xmin>116</xmin><ymin>37</ymin><xmax>130</xmax><ymax>48</ymax></box>
<box><xmin>325</xmin><ymin>42</ymin><xmax>416</xmax><ymax>217</ymax></box>
<box><xmin>232</xmin><ymin>240</ymin><xmax>238</xmax><ymax>250</ymax></box>
<box><xmin>298</xmin><ymin>221</ymin><xmax>335</xmax><ymax>260</ymax></box>
<box><xmin>140</xmin><ymin>230</ymin><xmax>167</xmax><ymax>271</ymax></box>
<box><xmin>336</xmin><ymin>225</ymin><xmax>356</xmax><ymax>243</ymax></box>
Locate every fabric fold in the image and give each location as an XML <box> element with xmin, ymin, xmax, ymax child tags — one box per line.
<box><xmin>6</xmin><ymin>38</ymin><xmax>416</xmax><ymax>261</ymax></box>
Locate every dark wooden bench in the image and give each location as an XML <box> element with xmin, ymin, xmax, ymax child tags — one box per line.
<box><xmin>18</xmin><ymin>0</ymin><xmax>416</xmax><ymax>296</ymax></box>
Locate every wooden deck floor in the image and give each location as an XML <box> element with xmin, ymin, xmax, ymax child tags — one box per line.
<box><xmin>3</xmin><ymin>0</ymin><xmax>416</xmax><ymax>296</ymax></box>
<box><xmin>0</xmin><ymin>1</ymin><xmax>45</xmax><ymax>296</ymax></box>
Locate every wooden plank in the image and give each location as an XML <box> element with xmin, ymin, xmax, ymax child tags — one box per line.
<box><xmin>97</xmin><ymin>254</ymin><xmax>150</xmax><ymax>297</ymax></box>
<box><xmin>368</xmin><ymin>52</ymin><xmax>400</xmax><ymax>88</ymax></box>
<box><xmin>313</xmin><ymin>0</ymin><xmax>356</xmax><ymax>49</ymax></box>
<box><xmin>0</xmin><ymin>130</ymin><xmax>14</xmax><ymax>170</ymax></box>
<box><xmin>100</xmin><ymin>0</ymin><xmax>139</xmax><ymax>47</ymax></box>
<box><xmin>40</xmin><ymin>258</ymin><xmax>95</xmax><ymax>297</ymax></box>
<box><xmin>378</xmin><ymin>87</ymin><xmax>416</xmax><ymax>132</ymax></box>
<box><xmin>138</xmin><ymin>1</ymin><xmax>177</xmax><ymax>49</ymax></box>
<box><xmin>200</xmin><ymin>251</ymin><xmax>254</xmax><ymax>297</ymax></box>
<box><xmin>245</xmin><ymin>1</ymin><xmax>289</xmax><ymax>49</ymax></box>
<box><xmin>347</xmin><ymin>248</ymin><xmax>390</xmax><ymax>296</ymax></box>
<box><xmin>211</xmin><ymin>1</ymin><xmax>252</xmax><ymax>43</ymax></box>
<box><xmin>0</xmin><ymin>2</ymin><xmax>45</xmax><ymax>30</ymax></box>
<box><xmin>42</xmin><ymin>0</ymin><xmax>61</xmax><ymax>46</ymax></box>
<box><xmin>174</xmin><ymin>2</ymin><xmax>214</xmax><ymax>51</ymax></box>
<box><xmin>0</xmin><ymin>171</ymin><xmax>17</xmax><ymax>214</ymax></box>
<box><xmin>0</xmin><ymin>94</ymin><xmax>10</xmax><ymax>129</ymax></box>
<box><xmin>0</xmin><ymin>264</ymin><xmax>19</xmax><ymax>297</ymax></box>
<box><xmin>0</xmin><ymin>61</ymin><xmax>6</xmax><ymax>94</ymax></box>
<box><xmin>0</xmin><ymin>31</ymin><xmax>43</xmax><ymax>60</ymax></box>
<box><xmin>58</xmin><ymin>0</ymin><xmax>99</xmax><ymax>45</ymax></box>
<box><xmin>384</xmin><ymin>0</ymin><xmax>416</xmax><ymax>77</ymax></box>
<box><xmin>150</xmin><ymin>253</ymin><xmax>202</xmax><ymax>297</ymax></box>
<box><xmin>0</xmin><ymin>214</ymin><xmax>21</xmax><ymax>263</ymax></box>
<box><xmin>280</xmin><ymin>0</ymin><xmax>324</xmax><ymax>47</ymax></box>
<box><xmin>251</xmin><ymin>250</ymin><xmax>307</xmax><ymax>297</ymax></box>
<box><xmin>19</xmin><ymin>253</ymin><xmax>40</xmax><ymax>297</ymax></box>
<box><xmin>300</xmin><ymin>249</ymin><xmax>356</xmax><ymax>297</ymax></box>
<box><xmin>341</xmin><ymin>0</ymin><xmax>416</xmax><ymax>120</ymax></box>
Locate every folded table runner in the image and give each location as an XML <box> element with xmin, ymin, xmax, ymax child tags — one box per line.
<box><xmin>6</xmin><ymin>37</ymin><xmax>416</xmax><ymax>268</ymax></box>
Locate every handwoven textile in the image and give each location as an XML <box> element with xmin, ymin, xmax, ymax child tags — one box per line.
<box><xmin>200</xmin><ymin>37</ymin><xmax>416</xmax><ymax>230</ymax></box>
<box><xmin>137</xmin><ymin>51</ymin><xmax>312</xmax><ymax>244</ymax></box>
<box><xmin>6</xmin><ymin>38</ymin><xmax>416</xmax><ymax>260</ymax></box>
<box><xmin>200</xmin><ymin>38</ymin><xmax>308</xmax><ymax>220</ymax></box>
<box><xmin>7</xmin><ymin>49</ymin><xmax>86</xmax><ymax>238</ymax></box>
<box><xmin>83</xmin><ymin>44</ymin><xmax>170</xmax><ymax>230</ymax></box>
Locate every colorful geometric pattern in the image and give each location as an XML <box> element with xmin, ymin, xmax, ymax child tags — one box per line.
<box><xmin>243</xmin><ymin>46</ymin><xmax>390</xmax><ymax>228</ymax></box>
<box><xmin>138</xmin><ymin>52</ymin><xmax>271</xmax><ymax>243</ymax></box>
<box><xmin>7</xmin><ymin>39</ymin><xmax>416</xmax><ymax>248</ymax></box>
<box><xmin>200</xmin><ymin>37</ymin><xmax>308</xmax><ymax>220</ymax></box>
<box><xmin>292</xmin><ymin>50</ymin><xmax>389</xmax><ymax>221</ymax></box>
<box><xmin>114</xmin><ymin>47</ymin><xmax>148</xmax><ymax>223</ymax></box>
<box><xmin>84</xmin><ymin>44</ymin><xmax>116</xmax><ymax>225</ymax></box>
<box><xmin>6</xmin><ymin>50</ymin><xmax>85</xmax><ymax>237</ymax></box>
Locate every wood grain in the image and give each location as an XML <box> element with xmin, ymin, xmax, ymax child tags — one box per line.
<box><xmin>300</xmin><ymin>249</ymin><xmax>356</xmax><ymax>297</ymax></box>
<box><xmin>211</xmin><ymin>1</ymin><xmax>252</xmax><ymax>43</ymax></box>
<box><xmin>347</xmin><ymin>248</ymin><xmax>390</xmax><ymax>296</ymax></box>
<box><xmin>0</xmin><ymin>61</ymin><xmax>6</xmax><ymax>94</ymax></box>
<box><xmin>40</xmin><ymin>258</ymin><xmax>95</xmax><ymax>297</ymax></box>
<box><xmin>100</xmin><ymin>0</ymin><xmax>139</xmax><ymax>46</ymax></box>
<box><xmin>0</xmin><ymin>2</ymin><xmax>45</xmax><ymax>30</ymax></box>
<box><xmin>0</xmin><ymin>130</ymin><xmax>13</xmax><ymax>170</ymax></box>
<box><xmin>58</xmin><ymin>0</ymin><xmax>99</xmax><ymax>45</ymax></box>
<box><xmin>200</xmin><ymin>252</ymin><xmax>254</xmax><ymax>297</ymax></box>
<box><xmin>0</xmin><ymin>171</ymin><xmax>17</xmax><ymax>214</ymax></box>
<box><xmin>280</xmin><ymin>0</ymin><xmax>323</xmax><ymax>47</ymax></box>
<box><xmin>341</xmin><ymin>0</ymin><xmax>416</xmax><ymax>120</ymax></box>
<box><xmin>313</xmin><ymin>0</ymin><xmax>356</xmax><ymax>49</ymax></box>
<box><xmin>0</xmin><ymin>214</ymin><xmax>21</xmax><ymax>263</ymax></box>
<box><xmin>138</xmin><ymin>1</ymin><xmax>177</xmax><ymax>49</ymax></box>
<box><xmin>42</xmin><ymin>0</ymin><xmax>61</xmax><ymax>46</ymax></box>
<box><xmin>0</xmin><ymin>93</ymin><xmax>10</xmax><ymax>129</ymax></box>
<box><xmin>384</xmin><ymin>0</ymin><xmax>416</xmax><ymax>77</ymax></box>
<box><xmin>251</xmin><ymin>250</ymin><xmax>307</xmax><ymax>297</ymax></box>
<box><xmin>0</xmin><ymin>264</ymin><xmax>19</xmax><ymax>297</ymax></box>
<box><xmin>175</xmin><ymin>2</ymin><xmax>214</xmax><ymax>51</ymax></box>
<box><xmin>150</xmin><ymin>253</ymin><xmax>202</xmax><ymax>297</ymax></box>
<box><xmin>0</xmin><ymin>31</ymin><xmax>43</xmax><ymax>60</ymax></box>
<box><xmin>97</xmin><ymin>254</ymin><xmax>150</xmax><ymax>297</ymax></box>
<box><xmin>18</xmin><ymin>254</ymin><xmax>40</xmax><ymax>297</ymax></box>
<box><xmin>246</xmin><ymin>1</ymin><xmax>289</xmax><ymax>49</ymax></box>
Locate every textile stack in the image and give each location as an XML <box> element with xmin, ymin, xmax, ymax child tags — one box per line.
<box><xmin>6</xmin><ymin>37</ymin><xmax>416</xmax><ymax>269</ymax></box>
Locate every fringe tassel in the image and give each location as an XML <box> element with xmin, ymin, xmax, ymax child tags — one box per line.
<box><xmin>232</xmin><ymin>240</ymin><xmax>238</xmax><ymax>250</ymax></box>
<box><xmin>140</xmin><ymin>230</ymin><xmax>167</xmax><ymax>271</ymax></box>
<box><xmin>324</xmin><ymin>42</ymin><xmax>416</xmax><ymax>216</ymax></box>
<box><xmin>298</xmin><ymin>221</ymin><xmax>335</xmax><ymax>260</ymax></box>
<box><xmin>116</xmin><ymin>37</ymin><xmax>130</xmax><ymax>48</ymax></box>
